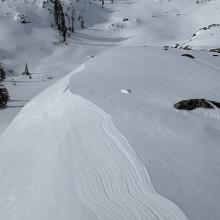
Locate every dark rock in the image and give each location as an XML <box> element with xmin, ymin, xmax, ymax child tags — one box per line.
<box><xmin>213</xmin><ymin>54</ymin><xmax>218</xmax><ymax>57</ymax></box>
<box><xmin>123</xmin><ymin>18</ymin><xmax>129</xmax><ymax>21</ymax></box>
<box><xmin>174</xmin><ymin>99</ymin><xmax>220</xmax><ymax>111</ymax></box>
<box><xmin>173</xmin><ymin>44</ymin><xmax>179</xmax><ymax>48</ymax></box>
<box><xmin>181</xmin><ymin>54</ymin><xmax>195</xmax><ymax>59</ymax></box>
<box><xmin>210</xmin><ymin>48</ymin><xmax>220</xmax><ymax>53</ymax></box>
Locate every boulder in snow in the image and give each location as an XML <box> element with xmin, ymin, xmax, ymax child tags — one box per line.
<box><xmin>181</xmin><ymin>54</ymin><xmax>195</xmax><ymax>59</ymax></box>
<box><xmin>174</xmin><ymin>99</ymin><xmax>220</xmax><ymax>111</ymax></box>
<box><xmin>210</xmin><ymin>48</ymin><xmax>220</xmax><ymax>53</ymax></box>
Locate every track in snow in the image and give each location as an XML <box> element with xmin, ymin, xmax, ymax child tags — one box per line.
<box><xmin>0</xmin><ymin>71</ymin><xmax>188</xmax><ymax>220</ymax></box>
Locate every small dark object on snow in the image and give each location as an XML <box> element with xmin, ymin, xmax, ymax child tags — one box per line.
<box><xmin>174</xmin><ymin>99</ymin><xmax>220</xmax><ymax>111</ymax></box>
<box><xmin>213</xmin><ymin>54</ymin><xmax>218</xmax><ymax>57</ymax></box>
<box><xmin>22</xmin><ymin>63</ymin><xmax>30</xmax><ymax>75</ymax></box>
<box><xmin>123</xmin><ymin>18</ymin><xmax>129</xmax><ymax>21</ymax></box>
<box><xmin>181</xmin><ymin>54</ymin><xmax>195</xmax><ymax>59</ymax></box>
<box><xmin>173</xmin><ymin>44</ymin><xmax>179</xmax><ymax>48</ymax></box>
<box><xmin>210</xmin><ymin>48</ymin><xmax>220</xmax><ymax>53</ymax></box>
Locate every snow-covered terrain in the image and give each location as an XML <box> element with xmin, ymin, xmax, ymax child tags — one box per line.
<box><xmin>0</xmin><ymin>65</ymin><xmax>188</xmax><ymax>220</ymax></box>
<box><xmin>0</xmin><ymin>0</ymin><xmax>220</xmax><ymax>219</ymax></box>
<box><xmin>0</xmin><ymin>0</ymin><xmax>122</xmax><ymax>133</ymax></box>
<box><xmin>70</xmin><ymin>46</ymin><xmax>220</xmax><ymax>220</ymax></box>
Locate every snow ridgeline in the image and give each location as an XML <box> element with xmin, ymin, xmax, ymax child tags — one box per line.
<box><xmin>0</xmin><ymin>66</ymin><xmax>187</xmax><ymax>219</ymax></box>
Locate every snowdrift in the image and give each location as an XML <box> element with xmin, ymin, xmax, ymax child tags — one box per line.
<box><xmin>0</xmin><ymin>65</ymin><xmax>187</xmax><ymax>220</ymax></box>
<box><xmin>70</xmin><ymin>46</ymin><xmax>220</xmax><ymax>220</ymax></box>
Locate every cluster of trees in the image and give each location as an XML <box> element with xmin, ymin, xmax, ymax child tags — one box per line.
<box><xmin>0</xmin><ymin>65</ymin><xmax>9</xmax><ymax>108</ymax></box>
<box><xmin>0</xmin><ymin>63</ymin><xmax>31</xmax><ymax>108</ymax></box>
<box><xmin>53</xmin><ymin>0</ymin><xmax>85</xmax><ymax>42</ymax></box>
<box><xmin>64</xmin><ymin>0</ymin><xmax>77</xmax><ymax>33</ymax></box>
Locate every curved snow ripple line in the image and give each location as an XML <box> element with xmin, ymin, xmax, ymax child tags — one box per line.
<box><xmin>0</xmin><ymin>80</ymin><xmax>188</xmax><ymax>219</ymax></box>
<box><xmin>63</xmin><ymin>91</ymin><xmax>188</xmax><ymax>220</ymax></box>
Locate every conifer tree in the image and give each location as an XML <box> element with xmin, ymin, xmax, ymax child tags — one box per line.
<box><xmin>0</xmin><ymin>87</ymin><xmax>10</xmax><ymax>108</ymax></box>
<box><xmin>22</xmin><ymin>63</ymin><xmax>30</xmax><ymax>75</ymax></box>
<box><xmin>54</xmin><ymin>0</ymin><xmax>67</xmax><ymax>42</ymax></box>
<box><xmin>0</xmin><ymin>67</ymin><xmax>6</xmax><ymax>83</ymax></box>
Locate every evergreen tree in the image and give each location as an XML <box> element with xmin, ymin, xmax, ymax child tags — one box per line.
<box><xmin>60</xmin><ymin>10</ymin><xmax>67</xmax><ymax>41</ymax></box>
<box><xmin>0</xmin><ymin>67</ymin><xmax>6</xmax><ymax>82</ymax></box>
<box><xmin>54</xmin><ymin>0</ymin><xmax>67</xmax><ymax>42</ymax></box>
<box><xmin>0</xmin><ymin>87</ymin><xmax>10</xmax><ymax>108</ymax></box>
<box><xmin>22</xmin><ymin>63</ymin><xmax>30</xmax><ymax>75</ymax></box>
<box><xmin>71</xmin><ymin>10</ymin><xmax>75</xmax><ymax>32</ymax></box>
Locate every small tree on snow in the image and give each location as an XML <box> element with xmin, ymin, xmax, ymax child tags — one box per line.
<box><xmin>22</xmin><ymin>63</ymin><xmax>30</xmax><ymax>75</ymax></box>
<box><xmin>0</xmin><ymin>66</ymin><xmax>6</xmax><ymax>83</ymax></box>
<box><xmin>0</xmin><ymin>87</ymin><xmax>10</xmax><ymax>108</ymax></box>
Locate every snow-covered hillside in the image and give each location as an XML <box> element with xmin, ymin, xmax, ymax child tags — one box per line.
<box><xmin>0</xmin><ymin>0</ymin><xmax>114</xmax><ymax>133</ymax></box>
<box><xmin>70</xmin><ymin>46</ymin><xmax>220</xmax><ymax>220</ymax></box>
<box><xmin>0</xmin><ymin>0</ymin><xmax>105</xmax><ymax>74</ymax></box>
<box><xmin>0</xmin><ymin>0</ymin><xmax>220</xmax><ymax>219</ymax></box>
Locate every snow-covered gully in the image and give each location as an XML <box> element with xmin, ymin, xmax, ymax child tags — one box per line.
<box><xmin>0</xmin><ymin>70</ymin><xmax>187</xmax><ymax>219</ymax></box>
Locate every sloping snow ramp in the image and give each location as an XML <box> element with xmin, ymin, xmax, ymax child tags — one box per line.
<box><xmin>0</xmin><ymin>67</ymin><xmax>187</xmax><ymax>220</ymax></box>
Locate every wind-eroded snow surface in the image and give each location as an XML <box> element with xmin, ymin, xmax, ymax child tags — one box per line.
<box><xmin>0</xmin><ymin>65</ymin><xmax>188</xmax><ymax>219</ymax></box>
<box><xmin>70</xmin><ymin>47</ymin><xmax>220</xmax><ymax>220</ymax></box>
<box><xmin>1</xmin><ymin>0</ymin><xmax>220</xmax><ymax>219</ymax></box>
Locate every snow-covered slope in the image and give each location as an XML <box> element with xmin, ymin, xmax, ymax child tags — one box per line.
<box><xmin>117</xmin><ymin>0</ymin><xmax>220</xmax><ymax>47</ymax></box>
<box><xmin>1</xmin><ymin>0</ymin><xmax>220</xmax><ymax>219</ymax></box>
<box><xmin>0</xmin><ymin>65</ymin><xmax>188</xmax><ymax>220</ymax></box>
<box><xmin>70</xmin><ymin>46</ymin><xmax>220</xmax><ymax>220</ymax></box>
<box><xmin>0</xmin><ymin>0</ymin><xmax>115</xmax><ymax>134</ymax></box>
<box><xmin>0</xmin><ymin>0</ymin><xmax>105</xmax><ymax>74</ymax></box>
<box><xmin>173</xmin><ymin>24</ymin><xmax>220</xmax><ymax>50</ymax></box>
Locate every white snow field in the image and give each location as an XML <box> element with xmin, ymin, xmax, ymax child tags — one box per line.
<box><xmin>0</xmin><ymin>66</ymin><xmax>187</xmax><ymax>219</ymax></box>
<box><xmin>70</xmin><ymin>46</ymin><xmax>220</xmax><ymax>220</ymax></box>
<box><xmin>0</xmin><ymin>0</ymin><xmax>220</xmax><ymax>219</ymax></box>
